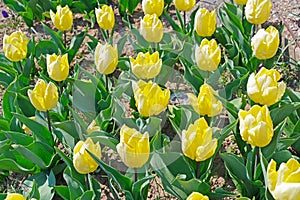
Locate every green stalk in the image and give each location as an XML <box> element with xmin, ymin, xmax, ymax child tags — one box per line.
<box><xmin>196</xmin><ymin>162</ymin><xmax>201</xmax><ymax>179</ymax></box>
<box><xmin>46</xmin><ymin>110</ymin><xmax>52</xmax><ymax>133</ymax></box>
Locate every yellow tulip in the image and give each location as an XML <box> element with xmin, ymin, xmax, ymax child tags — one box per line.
<box><xmin>22</xmin><ymin>116</ymin><xmax>35</xmax><ymax>134</ymax></box>
<box><xmin>195</xmin><ymin>39</ymin><xmax>221</xmax><ymax>71</ymax></box>
<box><xmin>47</xmin><ymin>53</ymin><xmax>69</xmax><ymax>82</ymax></box>
<box><xmin>142</xmin><ymin>0</ymin><xmax>164</xmax><ymax>17</ymax></box>
<box><xmin>87</xmin><ymin>120</ymin><xmax>100</xmax><ymax>134</ymax></box>
<box><xmin>3</xmin><ymin>31</ymin><xmax>28</xmax><ymax>62</ymax></box>
<box><xmin>132</xmin><ymin>80</ymin><xmax>170</xmax><ymax>117</ymax></box>
<box><xmin>195</xmin><ymin>8</ymin><xmax>216</xmax><ymax>37</ymax></box>
<box><xmin>50</xmin><ymin>5</ymin><xmax>73</xmax><ymax>31</ymax></box>
<box><xmin>247</xmin><ymin>67</ymin><xmax>286</xmax><ymax>106</ymax></box>
<box><xmin>235</xmin><ymin>0</ymin><xmax>248</xmax><ymax>5</ymax></box>
<box><xmin>251</xmin><ymin>26</ymin><xmax>279</xmax><ymax>60</ymax></box>
<box><xmin>73</xmin><ymin>138</ymin><xmax>101</xmax><ymax>174</ymax></box>
<box><xmin>140</xmin><ymin>14</ymin><xmax>164</xmax><ymax>43</ymax></box>
<box><xmin>245</xmin><ymin>0</ymin><xmax>272</xmax><ymax>24</ymax></box>
<box><xmin>182</xmin><ymin>118</ymin><xmax>217</xmax><ymax>162</ymax></box>
<box><xmin>187</xmin><ymin>192</ymin><xmax>209</xmax><ymax>200</ymax></box>
<box><xmin>238</xmin><ymin>105</ymin><xmax>273</xmax><ymax>147</ymax></box>
<box><xmin>174</xmin><ymin>0</ymin><xmax>195</xmax><ymax>11</ymax></box>
<box><xmin>5</xmin><ymin>193</ymin><xmax>26</xmax><ymax>200</ymax></box>
<box><xmin>267</xmin><ymin>158</ymin><xmax>300</xmax><ymax>200</ymax></box>
<box><xmin>94</xmin><ymin>43</ymin><xmax>118</xmax><ymax>75</ymax></box>
<box><xmin>27</xmin><ymin>79</ymin><xmax>58</xmax><ymax>112</ymax></box>
<box><xmin>130</xmin><ymin>51</ymin><xmax>162</xmax><ymax>79</ymax></box>
<box><xmin>95</xmin><ymin>5</ymin><xmax>115</xmax><ymax>30</ymax></box>
<box><xmin>116</xmin><ymin>125</ymin><xmax>150</xmax><ymax>168</ymax></box>
<box><xmin>188</xmin><ymin>83</ymin><xmax>223</xmax><ymax>117</ymax></box>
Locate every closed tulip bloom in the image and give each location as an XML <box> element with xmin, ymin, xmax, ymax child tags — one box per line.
<box><xmin>188</xmin><ymin>83</ymin><xmax>222</xmax><ymax>117</ymax></box>
<box><xmin>133</xmin><ymin>80</ymin><xmax>170</xmax><ymax>117</ymax></box>
<box><xmin>5</xmin><ymin>193</ymin><xmax>26</xmax><ymax>200</ymax></box>
<box><xmin>245</xmin><ymin>0</ymin><xmax>272</xmax><ymax>24</ymax></box>
<box><xmin>267</xmin><ymin>158</ymin><xmax>300</xmax><ymax>200</ymax></box>
<box><xmin>3</xmin><ymin>31</ymin><xmax>28</xmax><ymax>62</ymax></box>
<box><xmin>187</xmin><ymin>192</ymin><xmax>209</xmax><ymax>200</ymax></box>
<box><xmin>87</xmin><ymin>120</ymin><xmax>100</xmax><ymax>134</ymax></box>
<box><xmin>50</xmin><ymin>5</ymin><xmax>73</xmax><ymax>31</ymax></box>
<box><xmin>234</xmin><ymin>0</ymin><xmax>248</xmax><ymax>5</ymax></box>
<box><xmin>142</xmin><ymin>0</ymin><xmax>164</xmax><ymax>17</ymax></box>
<box><xmin>251</xmin><ymin>26</ymin><xmax>279</xmax><ymax>60</ymax></box>
<box><xmin>130</xmin><ymin>51</ymin><xmax>162</xmax><ymax>79</ymax></box>
<box><xmin>95</xmin><ymin>5</ymin><xmax>115</xmax><ymax>30</ymax></box>
<box><xmin>174</xmin><ymin>0</ymin><xmax>195</xmax><ymax>11</ymax></box>
<box><xmin>182</xmin><ymin>118</ymin><xmax>217</xmax><ymax>162</ymax></box>
<box><xmin>94</xmin><ymin>43</ymin><xmax>118</xmax><ymax>75</ymax></box>
<box><xmin>195</xmin><ymin>39</ymin><xmax>221</xmax><ymax>71</ymax></box>
<box><xmin>73</xmin><ymin>138</ymin><xmax>101</xmax><ymax>174</ymax></box>
<box><xmin>22</xmin><ymin>116</ymin><xmax>35</xmax><ymax>134</ymax></box>
<box><xmin>238</xmin><ymin>105</ymin><xmax>273</xmax><ymax>147</ymax></box>
<box><xmin>195</xmin><ymin>8</ymin><xmax>216</xmax><ymax>37</ymax></box>
<box><xmin>47</xmin><ymin>53</ymin><xmax>69</xmax><ymax>82</ymax></box>
<box><xmin>27</xmin><ymin>79</ymin><xmax>58</xmax><ymax>112</ymax></box>
<box><xmin>116</xmin><ymin>125</ymin><xmax>150</xmax><ymax>168</ymax></box>
<box><xmin>247</xmin><ymin>67</ymin><xmax>286</xmax><ymax>106</ymax></box>
<box><xmin>140</xmin><ymin>14</ymin><xmax>163</xmax><ymax>43</ymax></box>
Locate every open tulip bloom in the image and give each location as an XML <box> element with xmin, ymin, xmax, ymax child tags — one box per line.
<box><xmin>3</xmin><ymin>30</ymin><xmax>28</xmax><ymax>62</ymax></box>
<box><xmin>50</xmin><ymin>5</ymin><xmax>73</xmax><ymax>31</ymax></box>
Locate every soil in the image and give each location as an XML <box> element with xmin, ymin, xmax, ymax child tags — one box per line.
<box><xmin>0</xmin><ymin>0</ymin><xmax>299</xmax><ymax>199</ymax></box>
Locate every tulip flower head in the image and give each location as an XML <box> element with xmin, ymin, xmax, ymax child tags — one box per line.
<box><xmin>267</xmin><ymin>158</ymin><xmax>300</xmax><ymax>200</ymax></box>
<box><xmin>245</xmin><ymin>0</ymin><xmax>272</xmax><ymax>24</ymax></box>
<box><xmin>47</xmin><ymin>53</ymin><xmax>69</xmax><ymax>82</ymax></box>
<box><xmin>251</xmin><ymin>26</ymin><xmax>279</xmax><ymax>60</ymax></box>
<box><xmin>50</xmin><ymin>5</ymin><xmax>73</xmax><ymax>31</ymax></box>
<box><xmin>142</xmin><ymin>0</ymin><xmax>164</xmax><ymax>17</ymax></box>
<box><xmin>238</xmin><ymin>105</ymin><xmax>273</xmax><ymax>147</ymax></box>
<box><xmin>174</xmin><ymin>0</ymin><xmax>196</xmax><ymax>11</ymax></box>
<box><xmin>5</xmin><ymin>193</ymin><xmax>26</xmax><ymax>200</ymax></box>
<box><xmin>195</xmin><ymin>8</ymin><xmax>216</xmax><ymax>37</ymax></box>
<box><xmin>27</xmin><ymin>79</ymin><xmax>58</xmax><ymax>112</ymax></box>
<box><xmin>247</xmin><ymin>67</ymin><xmax>286</xmax><ymax>106</ymax></box>
<box><xmin>116</xmin><ymin>125</ymin><xmax>150</xmax><ymax>168</ymax></box>
<box><xmin>234</xmin><ymin>0</ymin><xmax>248</xmax><ymax>5</ymax></box>
<box><xmin>187</xmin><ymin>192</ymin><xmax>209</xmax><ymax>200</ymax></box>
<box><xmin>3</xmin><ymin>31</ymin><xmax>28</xmax><ymax>62</ymax></box>
<box><xmin>73</xmin><ymin>138</ymin><xmax>102</xmax><ymax>174</ymax></box>
<box><xmin>140</xmin><ymin>14</ymin><xmax>164</xmax><ymax>43</ymax></box>
<box><xmin>95</xmin><ymin>5</ymin><xmax>115</xmax><ymax>30</ymax></box>
<box><xmin>195</xmin><ymin>38</ymin><xmax>221</xmax><ymax>71</ymax></box>
<box><xmin>132</xmin><ymin>80</ymin><xmax>170</xmax><ymax>117</ymax></box>
<box><xmin>182</xmin><ymin>118</ymin><xmax>218</xmax><ymax>162</ymax></box>
<box><xmin>130</xmin><ymin>51</ymin><xmax>162</xmax><ymax>79</ymax></box>
<box><xmin>188</xmin><ymin>83</ymin><xmax>223</xmax><ymax>117</ymax></box>
<box><xmin>94</xmin><ymin>42</ymin><xmax>118</xmax><ymax>75</ymax></box>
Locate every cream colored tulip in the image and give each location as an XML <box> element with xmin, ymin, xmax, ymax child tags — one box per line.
<box><xmin>174</xmin><ymin>0</ymin><xmax>195</xmax><ymax>11</ymax></box>
<box><xmin>140</xmin><ymin>14</ymin><xmax>163</xmax><ymax>43</ymax></box>
<box><xmin>50</xmin><ymin>5</ymin><xmax>73</xmax><ymax>31</ymax></box>
<box><xmin>195</xmin><ymin>8</ymin><xmax>216</xmax><ymax>37</ymax></box>
<box><xmin>47</xmin><ymin>53</ymin><xmax>69</xmax><ymax>82</ymax></box>
<box><xmin>245</xmin><ymin>0</ymin><xmax>272</xmax><ymax>24</ymax></box>
<box><xmin>3</xmin><ymin>31</ymin><xmax>28</xmax><ymax>62</ymax></box>
<box><xmin>95</xmin><ymin>5</ymin><xmax>115</xmax><ymax>30</ymax></box>
<box><xmin>94</xmin><ymin>43</ymin><xmax>118</xmax><ymax>75</ymax></box>
<box><xmin>142</xmin><ymin>0</ymin><xmax>164</xmax><ymax>17</ymax></box>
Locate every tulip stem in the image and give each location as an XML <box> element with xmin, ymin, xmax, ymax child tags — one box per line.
<box><xmin>105</xmin><ymin>75</ymin><xmax>109</xmax><ymax>92</ymax></box>
<box><xmin>64</xmin><ymin>31</ymin><xmax>67</xmax><ymax>46</ymax></box>
<box><xmin>46</xmin><ymin>110</ymin><xmax>52</xmax><ymax>133</ymax></box>
<box><xmin>196</xmin><ymin>162</ymin><xmax>201</xmax><ymax>179</ymax></box>
<box><xmin>134</xmin><ymin>168</ymin><xmax>138</xmax><ymax>182</ymax></box>
<box><xmin>85</xmin><ymin>174</ymin><xmax>90</xmax><ymax>190</ymax></box>
<box><xmin>253</xmin><ymin>146</ymin><xmax>259</xmax><ymax>180</ymax></box>
<box><xmin>183</xmin><ymin>11</ymin><xmax>186</xmax><ymax>30</ymax></box>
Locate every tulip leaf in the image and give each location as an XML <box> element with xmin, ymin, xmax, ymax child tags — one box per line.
<box><xmin>53</xmin><ymin>120</ymin><xmax>81</xmax><ymax>141</ymax></box>
<box><xmin>88</xmin><ymin>174</ymin><xmax>101</xmax><ymax>200</ymax></box>
<box><xmin>3</xmin><ymin>131</ymin><xmax>33</xmax><ymax>146</ymax></box>
<box><xmin>54</xmin><ymin>186</ymin><xmax>70</xmax><ymax>200</ymax></box>
<box><xmin>42</xmin><ymin>23</ymin><xmax>66</xmax><ymax>52</ymax></box>
<box><xmin>163</xmin><ymin>8</ymin><xmax>183</xmax><ymax>33</ymax></box>
<box><xmin>270</xmin><ymin>103</ymin><xmax>300</xmax><ymax>126</ymax></box>
<box><xmin>0</xmin><ymin>72</ymin><xmax>14</xmax><ymax>87</ymax></box>
<box><xmin>36</xmin><ymin>40</ymin><xmax>59</xmax><ymax>58</ymax></box>
<box><xmin>63</xmin><ymin>167</ymin><xmax>85</xmax><ymax>200</ymax></box>
<box><xmin>132</xmin><ymin>175</ymin><xmax>155</xmax><ymax>200</ymax></box>
<box><xmin>68</xmin><ymin>31</ymin><xmax>86</xmax><ymax>63</ymax></box>
<box><xmin>76</xmin><ymin>191</ymin><xmax>94</xmax><ymax>200</ymax></box>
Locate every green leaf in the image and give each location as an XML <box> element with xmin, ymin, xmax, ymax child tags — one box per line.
<box><xmin>67</xmin><ymin>31</ymin><xmax>86</xmax><ymax>62</ymax></box>
<box><xmin>132</xmin><ymin>175</ymin><xmax>155</xmax><ymax>200</ymax></box>
<box><xmin>87</xmin><ymin>131</ymin><xmax>119</xmax><ymax>151</ymax></box>
<box><xmin>42</xmin><ymin>23</ymin><xmax>66</xmax><ymax>52</ymax></box>
<box><xmin>55</xmin><ymin>186</ymin><xmax>70</xmax><ymax>200</ymax></box>
<box><xmin>63</xmin><ymin>167</ymin><xmax>85</xmax><ymax>200</ymax></box>
<box><xmin>76</xmin><ymin>191</ymin><xmax>94</xmax><ymax>200</ymax></box>
<box><xmin>88</xmin><ymin>174</ymin><xmax>101</xmax><ymax>200</ymax></box>
<box><xmin>36</xmin><ymin>40</ymin><xmax>59</xmax><ymax>57</ymax></box>
<box><xmin>3</xmin><ymin>131</ymin><xmax>33</xmax><ymax>146</ymax></box>
<box><xmin>270</xmin><ymin>103</ymin><xmax>300</xmax><ymax>127</ymax></box>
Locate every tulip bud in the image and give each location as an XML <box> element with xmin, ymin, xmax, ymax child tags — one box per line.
<box><xmin>50</xmin><ymin>5</ymin><xmax>73</xmax><ymax>31</ymax></box>
<box><xmin>130</xmin><ymin>51</ymin><xmax>162</xmax><ymax>79</ymax></box>
<box><xmin>195</xmin><ymin>8</ymin><xmax>216</xmax><ymax>37</ymax></box>
<box><xmin>87</xmin><ymin>120</ymin><xmax>100</xmax><ymax>134</ymax></box>
<box><xmin>95</xmin><ymin>5</ymin><xmax>115</xmax><ymax>31</ymax></box>
<box><xmin>267</xmin><ymin>158</ymin><xmax>300</xmax><ymax>200</ymax></box>
<box><xmin>238</xmin><ymin>105</ymin><xmax>273</xmax><ymax>147</ymax></box>
<box><xmin>140</xmin><ymin>14</ymin><xmax>163</xmax><ymax>43</ymax></box>
<box><xmin>251</xmin><ymin>26</ymin><xmax>279</xmax><ymax>60</ymax></box>
<box><xmin>188</xmin><ymin>83</ymin><xmax>223</xmax><ymax>117</ymax></box>
<box><xmin>187</xmin><ymin>192</ymin><xmax>209</xmax><ymax>200</ymax></box>
<box><xmin>245</xmin><ymin>0</ymin><xmax>272</xmax><ymax>24</ymax></box>
<box><xmin>27</xmin><ymin>79</ymin><xmax>58</xmax><ymax>112</ymax></box>
<box><xmin>195</xmin><ymin>39</ymin><xmax>221</xmax><ymax>71</ymax></box>
<box><xmin>94</xmin><ymin>43</ymin><xmax>118</xmax><ymax>75</ymax></box>
<box><xmin>22</xmin><ymin>116</ymin><xmax>35</xmax><ymax>134</ymax></box>
<box><xmin>47</xmin><ymin>53</ymin><xmax>69</xmax><ymax>82</ymax></box>
<box><xmin>142</xmin><ymin>0</ymin><xmax>164</xmax><ymax>17</ymax></box>
<box><xmin>3</xmin><ymin>31</ymin><xmax>28</xmax><ymax>62</ymax></box>
<box><xmin>247</xmin><ymin>67</ymin><xmax>286</xmax><ymax>106</ymax></box>
<box><xmin>116</xmin><ymin>125</ymin><xmax>150</xmax><ymax>168</ymax></box>
<box><xmin>182</xmin><ymin>118</ymin><xmax>217</xmax><ymax>162</ymax></box>
<box><xmin>234</xmin><ymin>0</ymin><xmax>248</xmax><ymax>5</ymax></box>
<box><xmin>174</xmin><ymin>0</ymin><xmax>195</xmax><ymax>11</ymax></box>
<box><xmin>73</xmin><ymin>138</ymin><xmax>102</xmax><ymax>174</ymax></box>
<box><xmin>5</xmin><ymin>193</ymin><xmax>26</xmax><ymax>200</ymax></box>
<box><xmin>132</xmin><ymin>80</ymin><xmax>170</xmax><ymax>117</ymax></box>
